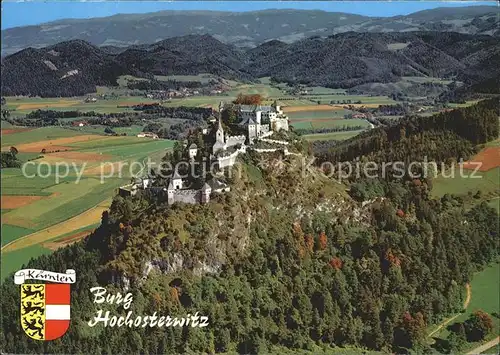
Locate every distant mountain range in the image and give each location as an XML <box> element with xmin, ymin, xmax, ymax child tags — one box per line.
<box><xmin>2</xmin><ymin>31</ymin><xmax>499</xmax><ymax>97</ymax></box>
<box><xmin>2</xmin><ymin>6</ymin><xmax>499</xmax><ymax>55</ymax></box>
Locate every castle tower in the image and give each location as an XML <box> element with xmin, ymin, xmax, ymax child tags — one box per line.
<box><xmin>171</xmin><ymin>168</ymin><xmax>183</xmax><ymax>190</ymax></box>
<box><xmin>215</xmin><ymin>102</ymin><xmax>225</xmax><ymax>144</ymax></box>
<box><xmin>201</xmin><ymin>183</ymin><xmax>212</xmax><ymax>204</ymax></box>
<box><xmin>167</xmin><ymin>181</ymin><xmax>175</xmax><ymax>205</ymax></box>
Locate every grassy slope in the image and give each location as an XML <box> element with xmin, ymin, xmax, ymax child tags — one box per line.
<box><xmin>1</xmin><ymin>244</ymin><xmax>52</xmax><ymax>278</ymax></box>
<box><xmin>431</xmin><ymin>168</ymin><xmax>499</xmax><ymax>200</ymax></box>
<box><xmin>303</xmin><ymin>130</ymin><xmax>363</xmax><ymax>141</ymax></box>
<box><xmin>434</xmin><ymin>262</ymin><xmax>500</xmax><ymax>353</ymax></box>
<box><xmin>1</xmin><ymin>225</ymin><xmax>35</xmax><ymax>247</ymax></box>
<box><xmin>1</xmin><ymin>126</ymin><xmax>84</xmax><ymax>147</ymax></box>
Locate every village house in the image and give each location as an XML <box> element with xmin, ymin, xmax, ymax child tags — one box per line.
<box><xmin>72</xmin><ymin>120</ymin><xmax>88</xmax><ymax>127</ymax></box>
<box><xmin>137</xmin><ymin>132</ymin><xmax>159</xmax><ymax>139</ymax></box>
<box><xmin>352</xmin><ymin>113</ymin><xmax>367</xmax><ymax>119</ymax></box>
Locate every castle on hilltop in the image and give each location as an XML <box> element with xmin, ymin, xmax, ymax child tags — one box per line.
<box><xmin>211</xmin><ymin>101</ymin><xmax>290</xmax><ymax>168</ymax></box>
<box><xmin>120</xmin><ymin>100</ymin><xmax>291</xmax><ymax>205</ymax></box>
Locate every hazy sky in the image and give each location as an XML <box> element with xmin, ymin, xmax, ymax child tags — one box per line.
<box><xmin>1</xmin><ymin>1</ymin><xmax>497</xmax><ymax>30</ymax></box>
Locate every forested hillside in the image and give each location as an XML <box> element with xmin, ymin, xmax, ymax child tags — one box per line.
<box><xmin>2</xmin><ymin>31</ymin><xmax>500</xmax><ymax>97</ymax></box>
<box><xmin>1</xmin><ymin>101</ymin><xmax>498</xmax><ymax>353</ymax></box>
<box><xmin>314</xmin><ymin>98</ymin><xmax>499</xmax><ymax>168</ymax></box>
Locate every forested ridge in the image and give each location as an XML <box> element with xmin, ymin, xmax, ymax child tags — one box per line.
<box><xmin>3</xmin><ymin>6</ymin><xmax>499</xmax><ymax>56</ymax></box>
<box><xmin>313</xmin><ymin>98</ymin><xmax>499</xmax><ymax>169</ymax></box>
<box><xmin>2</xmin><ymin>31</ymin><xmax>500</xmax><ymax>97</ymax></box>
<box><xmin>1</xmin><ymin>101</ymin><xmax>498</xmax><ymax>354</ymax></box>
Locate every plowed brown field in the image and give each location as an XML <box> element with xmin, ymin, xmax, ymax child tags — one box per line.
<box><xmin>462</xmin><ymin>147</ymin><xmax>500</xmax><ymax>172</ymax></box>
<box><xmin>2</xmin><ymin>135</ymin><xmax>107</xmax><ymax>152</ymax></box>
<box><xmin>1</xmin><ymin>195</ymin><xmax>46</xmax><ymax>209</ymax></box>
<box><xmin>282</xmin><ymin>105</ymin><xmax>336</xmax><ymax>112</ymax></box>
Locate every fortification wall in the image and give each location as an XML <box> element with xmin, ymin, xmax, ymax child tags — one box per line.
<box><xmin>272</xmin><ymin>118</ymin><xmax>289</xmax><ymax>132</ymax></box>
<box><xmin>218</xmin><ymin>151</ymin><xmax>239</xmax><ymax>168</ymax></box>
<box><xmin>217</xmin><ymin>146</ymin><xmax>246</xmax><ymax>168</ymax></box>
<box><xmin>252</xmin><ymin>148</ymin><xmax>279</xmax><ymax>153</ymax></box>
<box><xmin>260</xmin><ymin>125</ymin><xmax>270</xmax><ymax>134</ymax></box>
<box><xmin>260</xmin><ymin>138</ymin><xmax>289</xmax><ymax>145</ymax></box>
<box><xmin>284</xmin><ymin>149</ymin><xmax>301</xmax><ymax>156</ymax></box>
<box><xmin>226</xmin><ymin>135</ymin><xmax>246</xmax><ymax>148</ymax></box>
<box><xmin>171</xmin><ymin>189</ymin><xmax>200</xmax><ymax>204</ymax></box>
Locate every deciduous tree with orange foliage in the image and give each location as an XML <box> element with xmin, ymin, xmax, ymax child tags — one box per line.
<box><xmin>465</xmin><ymin>310</ymin><xmax>494</xmax><ymax>341</ymax></box>
<box><xmin>305</xmin><ymin>234</ymin><xmax>314</xmax><ymax>253</ymax></box>
<box><xmin>402</xmin><ymin>311</ymin><xmax>426</xmax><ymax>347</ymax></box>
<box><xmin>233</xmin><ymin>93</ymin><xmax>262</xmax><ymax>105</ymax></box>
<box><xmin>385</xmin><ymin>249</ymin><xmax>401</xmax><ymax>267</ymax></box>
<box><xmin>292</xmin><ymin>222</ymin><xmax>306</xmax><ymax>259</ymax></box>
<box><xmin>329</xmin><ymin>257</ymin><xmax>343</xmax><ymax>270</ymax></box>
<box><xmin>317</xmin><ymin>231</ymin><xmax>328</xmax><ymax>251</ymax></box>
<box><xmin>170</xmin><ymin>287</ymin><xmax>180</xmax><ymax>305</ymax></box>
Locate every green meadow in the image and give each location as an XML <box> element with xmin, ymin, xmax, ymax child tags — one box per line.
<box><xmin>1</xmin><ymin>221</ymin><xmax>101</xmax><ymax>279</ymax></box>
<box><xmin>313</xmin><ymin>95</ymin><xmax>396</xmax><ymax>105</ymax></box>
<box><xmin>431</xmin><ymin>168</ymin><xmax>500</xmax><ymax>199</ymax></box>
<box><xmin>2</xmin><ymin>178</ymin><xmax>123</xmax><ymax>230</ymax></box>
<box><xmin>1</xmin><ymin>225</ymin><xmax>35</xmax><ymax>247</ymax></box>
<box><xmin>76</xmin><ymin>138</ymin><xmax>175</xmax><ymax>159</ymax></box>
<box><xmin>433</xmin><ymin>262</ymin><xmax>500</xmax><ymax>353</ymax></box>
<box><xmin>1</xmin><ymin>126</ymin><xmax>83</xmax><ymax>147</ymax></box>
<box><xmin>303</xmin><ymin>86</ymin><xmax>347</xmax><ymax>95</ymax></box>
<box><xmin>290</xmin><ymin>119</ymin><xmax>370</xmax><ymax>130</ymax></box>
<box><xmin>311</xmin><ymin>119</ymin><xmax>371</xmax><ymax>130</ymax></box>
<box><xmin>287</xmin><ymin>109</ymin><xmax>353</xmax><ymax>121</ymax></box>
<box><xmin>1</xmin><ymin>244</ymin><xmax>52</xmax><ymax>279</ymax></box>
<box><xmin>225</xmin><ymin>83</ymin><xmax>285</xmax><ymax>98</ymax></box>
<box><xmin>303</xmin><ymin>130</ymin><xmax>363</xmax><ymax>141</ymax></box>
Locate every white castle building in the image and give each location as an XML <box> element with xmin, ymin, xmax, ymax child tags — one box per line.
<box><xmin>165</xmin><ymin>166</ymin><xmax>232</xmax><ymax>205</ymax></box>
<box><xmin>212</xmin><ymin>114</ymin><xmax>246</xmax><ymax>155</ymax></box>
<box><xmin>210</xmin><ymin>101</ymin><xmax>290</xmax><ymax>168</ymax></box>
<box><xmin>166</xmin><ymin>167</ymin><xmax>212</xmax><ymax>205</ymax></box>
<box><xmin>238</xmin><ymin>101</ymin><xmax>289</xmax><ymax>143</ymax></box>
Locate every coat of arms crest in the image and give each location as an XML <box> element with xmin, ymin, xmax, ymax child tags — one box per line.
<box><xmin>14</xmin><ymin>269</ymin><xmax>76</xmax><ymax>340</ymax></box>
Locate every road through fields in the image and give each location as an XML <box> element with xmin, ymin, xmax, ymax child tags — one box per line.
<box><xmin>466</xmin><ymin>336</ymin><xmax>500</xmax><ymax>354</ymax></box>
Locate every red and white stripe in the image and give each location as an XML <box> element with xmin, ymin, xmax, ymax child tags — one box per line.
<box><xmin>45</xmin><ymin>283</ymin><xmax>71</xmax><ymax>340</ymax></box>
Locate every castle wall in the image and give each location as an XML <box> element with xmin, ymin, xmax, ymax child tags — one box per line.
<box><xmin>213</xmin><ymin>141</ymin><xmax>226</xmax><ymax>154</ymax></box>
<box><xmin>260</xmin><ymin>138</ymin><xmax>289</xmax><ymax>145</ymax></box>
<box><xmin>218</xmin><ymin>151</ymin><xmax>239</xmax><ymax>168</ymax></box>
<box><xmin>169</xmin><ymin>189</ymin><xmax>200</xmax><ymax>205</ymax></box>
<box><xmin>271</xmin><ymin>118</ymin><xmax>289</xmax><ymax>132</ymax></box>
<box><xmin>252</xmin><ymin>148</ymin><xmax>279</xmax><ymax>153</ymax></box>
<box><xmin>225</xmin><ymin>135</ymin><xmax>246</xmax><ymax>148</ymax></box>
<box><xmin>260</xmin><ymin>130</ymin><xmax>273</xmax><ymax>138</ymax></box>
<box><xmin>217</xmin><ymin>146</ymin><xmax>246</xmax><ymax>168</ymax></box>
<box><xmin>260</xmin><ymin>125</ymin><xmax>270</xmax><ymax>135</ymax></box>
